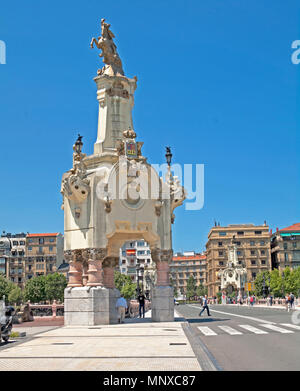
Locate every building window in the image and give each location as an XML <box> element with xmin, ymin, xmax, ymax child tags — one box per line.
<box><xmin>284</xmin><ymin>253</ymin><xmax>289</xmax><ymax>262</ymax></box>
<box><xmin>261</xmin><ymin>250</ymin><xmax>265</xmax><ymax>255</ymax></box>
<box><xmin>49</xmin><ymin>246</ymin><xmax>53</xmax><ymax>252</ymax></box>
<box><xmin>219</xmin><ymin>232</ymin><xmax>227</xmax><ymax>236</ymax></box>
<box><xmin>20</xmin><ymin>241</ymin><xmax>25</xmax><ymax>245</ymax></box>
<box><xmin>251</xmin><ymin>260</ymin><xmax>256</xmax><ymax>265</ymax></box>
<box><xmin>250</xmin><ymin>241</ymin><xmax>255</xmax><ymax>246</ymax></box>
<box><xmin>293</xmin><ymin>242</ymin><xmax>297</xmax><ymax>248</ymax></box>
<box><xmin>283</xmin><ymin>243</ymin><xmax>288</xmax><ymax>250</ymax></box>
<box><xmin>260</xmin><ymin>241</ymin><xmax>265</xmax><ymax>246</ymax></box>
<box><xmin>261</xmin><ymin>260</ymin><xmax>266</xmax><ymax>265</ymax></box>
<box><xmin>218</xmin><ymin>251</ymin><xmax>223</xmax><ymax>256</ymax></box>
<box><xmin>28</xmin><ymin>239</ymin><xmax>33</xmax><ymax>243</ymax></box>
<box><xmin>28</xmin><ymin>247</ymin><xmax>32</xmax><ymax>251</ymax></box>
<box><xmin>219</xmin><ymin>261</ymin><xmax>224</xmax><ymax>266</ymax></box>
<box><xmin>39</xmin><ymin>238</ymin><xmax>44</xmax><ymax>244</ymax></box>
<box><xmin>237</xmin><ymin>251</ymin><xmax>242</xmax><ymax>255</ymax></box>
<box><xmin>218</xmin><ymin>242</ymin><xmax>223</xmax><ymax>247</ymax></box>
<box><xmin>237</xmin><ymin>231</ymin><xmax>244</xmax><ymax>235</ymax></box>
<box><xmin>49</xmin><ymin>238</ymin><xmax>55</xmax><ymax>243</ymax></box>
<box><xmin>255</xmin><ymin>231</ymin><xmax>262</xmax><ymax>235</ymax></box>
<box><xmin>252</xmin><ymin>272</ymin><xmax>256</xmax><ymax>279</ymax></box>
<box><xmin>13</xmin><ymin>241</ymin><xmax>18</xmax><ymax>246</ymax></box>
<box><xmin>251</xmin><ymin>250</ymin><xmax>255</xmax><ymax>255</ymax></box>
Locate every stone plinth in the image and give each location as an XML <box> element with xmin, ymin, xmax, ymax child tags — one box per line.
<box><xmin>64</xmin><ymin>286</ymin><xmax>120</xmax><ymax>326</ymax></box>
<box><xmin>151</xmin><ymin>286</ymin><xmax>174</xmax><ymax>322</ymax></box>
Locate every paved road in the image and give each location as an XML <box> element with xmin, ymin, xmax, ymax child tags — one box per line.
<box><xmin>176</xmin><ymin>304</ymin><xmax>300</xmax><ymax>371</ymax></box>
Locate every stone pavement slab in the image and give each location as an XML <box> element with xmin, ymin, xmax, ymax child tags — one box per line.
<box><xmin>0</xmin><ymin>311</ymin><xmax>202</xmax><ymax>371</ymax></box>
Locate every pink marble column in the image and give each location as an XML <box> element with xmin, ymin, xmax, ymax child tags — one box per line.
<box><xmin>81</xmin><ymin>250</ymin><xmax>89</xmax><ymax>286</ymax></box>
<box><xmin>102</xmin><ymin>257</ymin><xmax>119</xmax><ymax>289</ymax></box>
<box><xmin>156</xmin><ymin>261</ymin><xmax>170</xmax><ymax>286</ymax></box>
<box><xmin>67</xmin><ymin>250</ymin><xmax>83</xmax><ymax>287</ymax></box>
<box><xmin>151</xmin><ymin>248</ymin><xmax>173</xmax><ymax>287</ymax></box>
<box><xmin>87</xmin><ymin>248</ymin><xmax>106</xmax><ymax>287</ymax></box>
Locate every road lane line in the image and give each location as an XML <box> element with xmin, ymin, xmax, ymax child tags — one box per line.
<box><xmin>280</xmin><ymin>323</ymin><xmax>300</xmax><ymax>331</ymax></box>
<box><xmin>218</xmin><ymin>326</ymin><xmax>242</xmax><ymax>335</ymax></box>
<box><xmin>259</xmin><ymin>324</ymin><xmax>294</xmax><ymax>334</ymax></box>
<box><xmin>197</xmin><ymin>327</ymin><xmax>217</xmax><ymax>336</ymax></box>
<box><xmin>238</xmin><ymin>324</ymin><xmax>268</xmax><ymax>335</ymax></box>
<box><xmin>188</xmin><ymin>305</ymin><xmax>275</xmax><ymax>324</ymax></box>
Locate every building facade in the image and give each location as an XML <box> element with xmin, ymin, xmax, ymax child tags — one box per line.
<box><xmin>0</xmin><ymin>235</ymin><xmax>12</xmax><ymax>278</ymax></box>
<box><xmin>26</xmin><ymin>233</ymin><xmax>64</xmax><ymax>279</ymax></box>
<box><xmin>119</xmin><ymin>240</ymin><xmax>155</xmax><ymax>297</ymax></box>
<box><xmin>206</xmin><ymin>224</ymin><xmax>271</xmax><ymax>297</ymax></box>
<box><xmin>170</xmin><ymin>251</ymin><xmax>207</xmax><ymax>296</ymax></box>
<box><xmin>271</xmin><ymin>223</ymin><xmax>300</xmax><ymax>271</ymax></box>
<box><xmin>0</xmin><ymin>233</ymin><xmax>26</xmax><ymax>287</ymax></box>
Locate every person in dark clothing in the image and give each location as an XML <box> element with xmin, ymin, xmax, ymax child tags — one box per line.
<box><xmin>138</xmin><ymin>293</ymin><xmax>146</xmax><ymax>318</ymax></box>
<box><xmin>199</xmin><ymin>295</ymin><xmax>211</xmax><ymax>316</ymax></box>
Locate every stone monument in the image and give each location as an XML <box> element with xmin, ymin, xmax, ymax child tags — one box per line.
<box><xmin>61</xmin><ymin>19</ymin><xmax>185</xmax><ymax>325</ymax></box>
<box><xmin>218</xmin><ymin>236</ymin><xmax>247</xmax><ymax>298</ymax></box>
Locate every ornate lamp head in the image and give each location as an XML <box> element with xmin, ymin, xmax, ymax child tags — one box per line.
<box><xmin>165</xmin><ymin>146</ymin><xmax>172</xmax><ymax>166</ymax></box>
<box><xmin>74</xmin><ymin>134</ymin><xmax>83</xmax><ymax>154</ymax></box>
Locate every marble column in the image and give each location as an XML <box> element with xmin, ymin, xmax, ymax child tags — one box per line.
<box><xmin>151</xmin><ymin>248</ymin><xmax>173</xmax><ymax>286</ymax></box>
<box><xmin>66</xmin><ymin>249</ymin><xmax>83</xmax><ymax>287</ymax></box>
<box><xmin>87</xmin><ymin>248</ymin><xmax>106</xmax><ymax>286</ymax></box>
<box><xmin>102</xmin><ymin>257</ymin><xmax>119</xmax><ymax>289</ymax></box>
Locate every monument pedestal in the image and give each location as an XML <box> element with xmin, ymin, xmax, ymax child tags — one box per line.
<box><xmin>151</xmin><ymin>286</ymin><xmax>174</xmax><ymax>322</ymax></box>
<box><xmin>64</xmin><ymin>286</ymin><xmax>120</xmax><ymax>326</ymax></box>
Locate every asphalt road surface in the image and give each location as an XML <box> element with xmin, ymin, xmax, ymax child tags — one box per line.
<box><xmin>176</xmin><ymin>304</ymin><xmax>300</xmax><ymax>371</ymax></box>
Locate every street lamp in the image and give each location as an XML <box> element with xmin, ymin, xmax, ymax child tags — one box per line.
<box><xmin>136</xmin><ymin>265</ymin><xmax>141</xmax><ymax>294</ymax></box>
<box><xmin>165</xmin><ymin>146</ymin><xmax>172</xmax><ymax>167</ymax></box>
<box><xmin>74</xmin><ymin>134</ymin><xmax>83</xmax><ymax>154</ymax></box>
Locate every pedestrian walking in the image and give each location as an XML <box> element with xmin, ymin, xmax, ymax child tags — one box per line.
<box><xmin>199</xmin><ymin>295</ymin><xmax>211</xmax><ymax>316</ymax></box>
<box><xmin>250</xmin><ymin>295</ymin><xmax>254</xmax><ymax>307</ymax></box>
<box><xmin>286</xmin><ymin>294</ymin><xmax>291</xmax><ymax>312</ymax></box>
<box><xmin>138</xmin><ymin>292</ymin><xmax>146</xmax><ymax>318</ymax></box>
<box><xmin>290</xmin><ymin>292</ymin><xmax>295</xmax><ymax>309</ymax></box>
<box><xmin>116</xmin><ymin>294</ymin><xmax>128</xmax><ymax>323</ymax></box>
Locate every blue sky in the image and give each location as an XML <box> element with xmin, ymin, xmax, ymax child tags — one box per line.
<box><xmin>0</xmin><ymin>0</ymin><xmax>299</xmax><ymax>252</ymax></box>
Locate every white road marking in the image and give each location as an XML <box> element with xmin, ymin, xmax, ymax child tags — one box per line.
<box><xmin>280</xmin><ymin>323</ymin><xmax>300</xmax><ymax>331</ymax></box>
<box><xmin>188</xmin><ymin>305</ymin><xmax>275</xmax><ymax>324</ymax></box>
<box><xmin>197</xmin><ymin>326</ymin><xmax>217</xmax><ymax>336</ymax></box>
<box><xmin>238</xmin><ymin>324</ymin><xmax>268</xmax><ymax>334</ymax></box>
<box><xmin>218</xmin><ymin>326</ymin><xmax>242</xmax><ymax>335</ymax></box>
<box><xmin>259</xmin><ymin>324</ymin><xmax>294</xmax><ymax>334</ymax></box>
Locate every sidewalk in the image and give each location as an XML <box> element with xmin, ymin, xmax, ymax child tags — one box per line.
<box><xmin>0</xmin><ymin>310</ymin><xmax>203</xmax><ymax>371</ymax></box>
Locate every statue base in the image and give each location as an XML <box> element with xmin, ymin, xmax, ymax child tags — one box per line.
<box><xmin>151</xmin><ymin>286</ymin><xmax>174</xmax><ymax>322</ymax></box>
<box><xmin>64</xmin><ymin>286</ymin><xmax>120</xmax><ymax>326</ymax></box>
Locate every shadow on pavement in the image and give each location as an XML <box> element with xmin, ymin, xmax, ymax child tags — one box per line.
<box><xmin>186</xmin><ymin>317</ymin><xmax>230</xmax><ymax>324</ymax></box>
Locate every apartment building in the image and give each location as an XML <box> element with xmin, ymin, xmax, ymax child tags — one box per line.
<box><xmin>271</xmin><ymin>223</ymin><xmax>300</xmax><ymax>271</ymax></box>
<box><xmin>170</xmin><ymin>251</ymin><xmax>207</xmax><ymax>296</ymax></box>
<box><xmin>25</xmin><ymin>233</ymin><xmax>64</xmax><ymax>279</ymax></box>
<box><xmin>0</xmin><ymin>233</ymin><xmax>26</xmax><ymax>287</ymax></box>
<box><xmin>119</xmin><ymin>240</ymin><xmax>155</xmax><ymax>297</ymax></box>
<box><xmin>206</xmin><ymin>223</ymin><xmax>271</xmax><ymax>297</ymax></box>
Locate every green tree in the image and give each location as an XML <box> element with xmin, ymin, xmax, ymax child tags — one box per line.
<box><xmin>269</xmin><ymin>269</ymin><xmax>283</xmax><ymax>297</ymax></box>
<box><xmin>8</xmin><ymin>285</ymin><xmax>23</xmax><ymax>305</ymax></box>
<box><xmin>45</xmin><ymin>273</ymin><xmax>67</xmax><ymax>302</ymax></box>
<box><xmin>114</xmin><ymin>271</ymin><xmax>137</xmax><ymax>300</ymax></box>
<box><xmin>254</xmin><ymin>271</ymin><xmax>271</xmax><ymax>297</ymax></box>
<box><xmin>169</xmin><ymin>275</ymin><xmax>178</xmax><ymax>298</ymax></box>
<box><xmin>196</xmin><ymin>283</ymin><xmax>207</xmax><ymax>297</ymax></box>
<box><xmin>186</xmin><ymin>275</ymin><xmax>196</xmax><ymax>300</ymax></box>
<box><xmin>0</xmin><ymin>273</ymin><xmax>15</xmax><ymax>302</ymax></box>
<box><xmin>24</xmin><ymin>275</ymin><xmax>46</xmax><ymax>303</ymax></box>
<box><xmin>291</xmin><ymin>267</ymin><xmax>300</xmax><ymax>296</ymax></box>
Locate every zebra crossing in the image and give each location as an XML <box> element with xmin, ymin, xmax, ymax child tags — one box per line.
<box><xmin>197</xmin><ymin>323</ymin><xmax>300</xmax><ymax>337</ymax></box>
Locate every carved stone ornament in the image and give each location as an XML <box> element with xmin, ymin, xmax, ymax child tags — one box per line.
<box><xmin>107</xmin><ymin>81</ymin><xmax>129</xmax><ymax>99</ymax></box>
<box><xmin>61</xmin><ymin>158</ymin><xmax>90</xmax><ymax>206</ymax></box>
